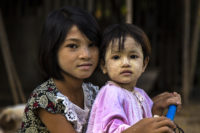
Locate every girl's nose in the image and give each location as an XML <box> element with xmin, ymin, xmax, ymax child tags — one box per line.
<box><xmin>79</xmin><ymin>47</ymin><xmax>91</xmax><ymax>59</ymax></box>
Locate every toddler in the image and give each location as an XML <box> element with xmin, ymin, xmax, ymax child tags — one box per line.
<box><xmin>87</xmin><ymin>23</ymin><xmax>181</xmax><ymax>133</ymax></box>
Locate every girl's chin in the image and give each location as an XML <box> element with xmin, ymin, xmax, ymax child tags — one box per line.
<box><xmin>78</xmin><ymin>74</ymin><xmax>92</xmax><ymax>79</ymax></box>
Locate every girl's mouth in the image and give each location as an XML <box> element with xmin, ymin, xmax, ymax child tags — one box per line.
<box><xmin>78</xmin><ymin>63</ymin><xmax>92</xmax><ymax>70</ymax></box>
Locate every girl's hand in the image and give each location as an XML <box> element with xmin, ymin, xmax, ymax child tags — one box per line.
<box><xmin>123</xmin><ymin>117</ymin><xmax>176</xmax><ymax>133</ymax></box>
<box><xmin>152</xmin><ymin>92</ymin><xmax>182</xmax><ymax>116</ymax></box>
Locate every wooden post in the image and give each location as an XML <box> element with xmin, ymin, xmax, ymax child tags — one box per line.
<box><xmin>183</xmin><ymin>0</ymin><xmax>200</xmax><ymax>104</ymax></box>
<box><xmin>126</xmin><ymin>0</ymin><xmax>133</xmax><ymax>23</ymax></box>
<box><xmin>54</xmin><ymin>0</ymin><xmax>60</xmax><ymax>9</ymax></box>
<box><xmin>0</xmin><ymin>10</ymin><xmax>26</xmax><ymax>104</ymax></box>
<box><xmin>87</xmin><ymin>0</ymin><xmax>93</xmax><ymax>13</ymax></box>
<box><xmin>182</xmin><ymin>0</ymin><xmax>191</xmax><ymax>104</ymax></box>
<box><xmin>190</xmin><ymin>1</ymin><xmax>200</xmax><ymax>91</ymax></box>
<box><xmin>44</xmin><ymin>0</ymin><xmax>52</xmax><ymax>17</ymax></box>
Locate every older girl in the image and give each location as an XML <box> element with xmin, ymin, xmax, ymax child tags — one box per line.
<box><xmin>19</xmin><ymin>6</ymin><xmax>101</xmax><ymax>133</ymax></box>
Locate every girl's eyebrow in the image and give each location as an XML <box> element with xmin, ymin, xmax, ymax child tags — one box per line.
<box><xmin>65</xmin><ymin>38</ymin><xmax>80</xmax><ymax>43</ymax></box>
<box><xmin>111</xmin><ymin>49</ymin><xmax>138</xmax><ymax>53</ymax></box>
<box><xmin>64</xmin><ymin>38</ymin><xmax>92</xmax><ymax>44</ymax></box>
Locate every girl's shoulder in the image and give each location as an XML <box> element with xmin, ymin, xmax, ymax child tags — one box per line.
<box><xmin>33</xmin><ymin>78</ymin><xmax>58</xmax><ymax>93</ymax></box>
<box><xmin>26</xmin><ymin>78</ymin><xmax>63</xmax><ymax>113</ymax></box>
<box><xmin>20</xmin><ymin>79</ymin><xmax>63</xmax><ymax>132</ymax></box>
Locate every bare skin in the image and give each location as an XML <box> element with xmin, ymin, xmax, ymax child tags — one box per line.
<box><xmin>122</xmin><ymin>117</ymin><xmax>176</xmax><ymax>133</ymax></box>
<box><xmin>39</xmin><ymin>109</ymin><xmax>76</xmax><ymax>133</ymax></box>
<box><xmin>152</xmin><ymin>92</ymin><xmax>182</xmax><ymax>116</ymax></box>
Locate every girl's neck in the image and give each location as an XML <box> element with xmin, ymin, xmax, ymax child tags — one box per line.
<box><xmin>53</xmin><ymin>75</ymin><xmax>84</xmax><ymax>109</ymax></box>
<box><xmin>54</xmin><ymin>78</ymin><xmax>83</xmax><ymax>93</ymax></box>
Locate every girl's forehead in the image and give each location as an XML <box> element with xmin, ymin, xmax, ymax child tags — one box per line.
<box><xmin>65</xmin><ymin>25</ymin><xmax>89</xmax><ymax>41</ymax></box>
<box><xmin>66</xmin><ymin>25</ymin><xmax>81</xmax><ymax>36</ymax></box>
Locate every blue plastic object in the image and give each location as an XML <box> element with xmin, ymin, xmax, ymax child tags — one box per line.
<box><xmin>166</xmin><ymin>105</ymin><xmax>177</xmax><ymax>121</ymax></box>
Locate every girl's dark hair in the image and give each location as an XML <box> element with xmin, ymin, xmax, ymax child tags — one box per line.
<box><xmin>100</xmin><ymin>23</ymin><xmax>151</xmax><ymax>63</ymax></box>
<box><xmin>39</xmin><ymin>6</ymin><xmax>101</xmax><ymax>80</ymax></box>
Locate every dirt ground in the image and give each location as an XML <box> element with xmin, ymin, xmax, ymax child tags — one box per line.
<box><xmin>174</xmin><ymin>101</ymin><xmax>200</xmax><ymax>133</ymax></box>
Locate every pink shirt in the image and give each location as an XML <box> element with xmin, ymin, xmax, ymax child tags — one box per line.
<box><xmin>86</xmin><ymin>82</ymin><xmax>153</xmax><ymax>133</ymax></box>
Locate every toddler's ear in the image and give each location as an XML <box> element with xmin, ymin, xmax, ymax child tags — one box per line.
<box><xmin>100</xmin><ymin>60</ymin><xmax>107</xmax><ymax>74</ymax></box>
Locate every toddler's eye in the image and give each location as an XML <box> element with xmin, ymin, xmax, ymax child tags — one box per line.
<box><xmin>66</xmin><ymin>44</ymin><xmax>78</xmax><ymax>49</ymax></box>
<box><xmin>112</xmin><ymin>55</ymin><xmax>120</xmax><ymax>60</ymax></box>
<box><xmin>130</xmin><ymin>55</ymin><xmax>138</xmax><ymax>59</ymax></box>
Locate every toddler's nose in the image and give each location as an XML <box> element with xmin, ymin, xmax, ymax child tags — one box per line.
<box><xmin>122</xmin><ymin>57</ymin><xmax>130</xmax><ymax>67</ymax></box>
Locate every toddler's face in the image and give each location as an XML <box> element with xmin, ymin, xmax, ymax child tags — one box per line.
<box><xmin>101</xmin><ymin>36</ymin><xmax>148</xmax><ymax>90</ymax></box>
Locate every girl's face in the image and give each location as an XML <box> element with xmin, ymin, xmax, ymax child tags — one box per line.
<box><xmin>57</xmin><ymin>25</ymin><xmax>99</xmax><ymax>80</ymax></box>
<box><xmin>101</xmin><ymin>36</ymin><xmax>148</xmax><ymax>90</ymax></box>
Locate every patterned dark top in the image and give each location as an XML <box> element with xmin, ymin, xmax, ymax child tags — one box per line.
<box><xmin>19</xmin><ymin>78</ymin><xmax>99</xmax><ymax>133</ymax></box>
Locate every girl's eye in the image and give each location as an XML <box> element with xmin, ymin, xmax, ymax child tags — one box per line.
<box><xmin>66</xmin><ymin>44</ymin><xmax>78</xmax><ymax>49</ymax></box>
<box><xmin>130</xmin><ymin>55</ymin><xmax>138</xmax><ymax>59</ymax></box>
<box><xmin>112</xmin><ymin>55</ymin><xmax>120</xmax><ymax>60</ymax></box>
<box><xmin>88</xmin><ymin>42</ymin><xmax>96</xmax><ymax>47</ymax></box>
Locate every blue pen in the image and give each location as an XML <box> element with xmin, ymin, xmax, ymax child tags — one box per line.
<box><xmin>166</xmin><ymin>105</ymin><xmax>177</xmax><ymax>121</ymax></box>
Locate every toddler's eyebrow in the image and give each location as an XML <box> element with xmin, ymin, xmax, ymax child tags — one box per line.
<box><xmin>129</xmin><ymin>50</ymin><xmax>138</xmax><ymax>53</ymax></box>
<box><xmin>111</xmin><ymin>50</ymin><xmax>120</xmax><ymax>53</ymax></box>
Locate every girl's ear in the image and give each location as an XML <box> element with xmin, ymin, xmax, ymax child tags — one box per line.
<box><xmin>142</xmin><ymin>57</ymin><xmax>149</xmax><ymax>72</ymax></box>
<box><xmin>100</xmin><ymin>60</ymin><xmax>107</xmax><ymax>74</ymax></box>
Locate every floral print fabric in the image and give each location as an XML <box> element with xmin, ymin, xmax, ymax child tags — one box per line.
<box><xmin>19</xmin><ymin>78</ymin><xmax>99</xmax><ymax>133</ymax></box>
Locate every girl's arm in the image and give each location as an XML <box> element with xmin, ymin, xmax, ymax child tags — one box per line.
<box><xmin>152</xmin><ymin>92</ymin><xmax>182</xmax><ymax>116</ymax></box>
<box><xmin>39</xmin><ymin>109</ymin><xmax>76</xmax><ymax>133</ymax></box>
<box><xmin>122</xmin><ymin>117</ymin><xmax>176</xmax><ymax>133</ymax></box>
